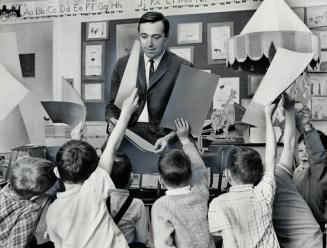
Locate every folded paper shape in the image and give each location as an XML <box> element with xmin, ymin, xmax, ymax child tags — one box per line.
<box><xmin>115</xmin><ymin>40</ymin><xmax>141</xmax><ymax>109</ymax></box>
<box><xmin>41</xmin><ymin>101</ymin><xmax>86</xmax><ymax>128</ymax></box>
<box><xmin>226</xmin><ymin>0</ymin><xmax>320</xmax><ymax>71</ymax></box>
<box><xmin>0</xmin><ymin>63</ymin><xmax>28</xmax><ymax>121</ymax></box>
<box><xmin>125</xmin><ymin>129</ymin><xmax>155</xmax><ymax>153</ymax></box>
<box><xmin>0</xmin><ymin>107</ymin><xmax>30</xmax><ymax>152</ymax></box>
<box><xmin>160</xmin><ymin>65</ymin><xmax>220</xmax><ymax>137</ymax></box>
<box><xmin>242</xmin><ymin>47</ymin><xmax>315</xmax><ymax>127</ymax></box>
<box><xmin>241</xmin><ymin>0</ymin><xmax>310</xmax><ymax>34</ymax></box>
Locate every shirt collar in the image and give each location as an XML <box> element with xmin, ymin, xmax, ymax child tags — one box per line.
<box><xmin>165</xmin><ymin>185</ymin><xmax>191</xmax><ymax>195</ymax></box>
<box><xmin>144</xmin><ymin>49</ymin><xmax>165</xmax><ymax>67</ymax></box>
<box><xmin>56</xmin><ymin>184</ymin><xmax>81</xmax><ymax>198</ymax></box>
<box><xmin>229</xmin><ymin>184</ymin><xmax>254</xmax><ymax>192</ymax></box>
<box><xmin>3</xmin><ymin>184</ymin><xmax>23</xmax><ymax>200</ymax></box>
<box><xmin>111</xmin><ymin>188</ymin><xmax>130</xmax><ymax>197</ymax></box>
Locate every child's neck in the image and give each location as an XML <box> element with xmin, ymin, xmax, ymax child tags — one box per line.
<box><xmin>63</xmin><ymin>181</ymin><xmax>82</xmax><ymax>191</ymax></box>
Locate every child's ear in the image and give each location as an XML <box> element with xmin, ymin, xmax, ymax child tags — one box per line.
<box><xmin>53</xmin><ymin>167</ymin><xmax>61</xmax><ymax>179</ymax></box>
<box><xmin>158</xmin><ymin>176</ymin><xmax>165</xmax><ymax>188</ymax></box>
<box><xmin>225</xmin><ymin>169</ymin><xmax>232</xmax><ymax>184</ymax></box>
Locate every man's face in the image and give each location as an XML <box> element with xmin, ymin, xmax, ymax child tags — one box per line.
<box><xmin>139</xmin><ymin>21</ymin><xmax>169</xmax><ymax>59</ymax></box>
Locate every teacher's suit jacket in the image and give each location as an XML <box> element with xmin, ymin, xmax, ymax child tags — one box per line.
<box><xmin>105</xmin><ymin>50</ymin><xmax>192</xmax><ymax>132</ymax></box>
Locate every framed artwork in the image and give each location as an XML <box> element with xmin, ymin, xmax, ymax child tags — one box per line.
<box><xmin>86</xmin><ymin>21</ymin><xmax>109</xmax><ymax>40</ymax></box>
<box><xmin>116</xmin><ymin>23</ymin><xmax>138</xmax><ymax>60</ymax></box>
<box><xmin>307</xmin><ymin>73</ymin><xmax>327</xmax><ymax>95</ymax></box>
<box><xmin>82</xmin><ymin>82</ymin><xmax>104</xmax><ymax>102</ymax></box>
<box><xmin>82</xmin><ymin>41</ymin><xmax>105</xmax><ymax>81</ymax></box>
<box><xmin>208</xmin><ymin>22</ymin><xmax>234</xmax><ymax>64</ymax></box>
<box><xmin>248</xmin><ymin>74</ymin><xmax>264</xmax><ymax>96</ymax></box>
<box><xmin>306</xmin><ymin>5</ymin><xmax>327</xmax><ymax>28</ymax></box>
<box><xmin>169</xmin><ymin>46</ymin><xmax>194</xmax><ymax>64</ymax></box>
<box><xmin>311</xmin><ymin>96</ymin><xmax>327</xmax><ymax>121</ymax></box>
<box><xmin>213</xmin><ymin>77</ymin><xmax>240</xmax><ymax>110</ymax></box>
<box><xmin>177</xmin><ymin>22</ymin><xmax>202</xmax><ymax>44</ymax></box>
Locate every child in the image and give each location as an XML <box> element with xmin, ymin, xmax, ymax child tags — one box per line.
<box><xmin>46</xmin><ymin>89</ymin><xmax>139</xmax><ymax>248</ymax></box>
<box><xmin>0</xmin><ymin>156</ymin><xmax>56</xmax><ymax>248</ymax></box>
<box><xmin>208</xmin><ymin>102</ymin><xmax>279</xmax><ymax>248</ymax></box>
<box><xmin>271</xmin><ymin>95</ymin><xmax>322</xmax><ymax>248</ymax></box>
<box><xmin>108</xmin><ymin>152</ymin><xmax>148</xmax><ymax>245</ymax></box>
<box><xmin>151</xmin><ymin>118</ymin><xmax>215</xmax><ymax>248</ymax></box>
<box><xmin>292</xmin><ymin>105</ymin><xmax>327</xmax><ymax>232</ymax></box>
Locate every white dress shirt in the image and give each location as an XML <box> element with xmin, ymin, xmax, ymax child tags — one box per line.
<box><xmin>138</xmin><ymin>51</ymin><xmax>165</xmax><ymax>123</ymax></box>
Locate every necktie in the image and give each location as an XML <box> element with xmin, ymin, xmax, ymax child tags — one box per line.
<box><xmin>149</xmin><ymin>58</ymin><xmax>154</xmax><ymax>82</ymax></box>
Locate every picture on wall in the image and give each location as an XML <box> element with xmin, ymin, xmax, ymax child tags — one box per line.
<box><xmin>311</xmin><ymin>96</ymin><xmax>327</xmax><ymax>120</ymax></box>
<box><xmin>169</xmin><ymin>46</ymin><xmax>194</xmax><ymax>64</ymax></box>
<box><xmin>213</xmin><ymin>77</ymin><xmax>240</xmax><ymax>110</ymax></box>
<box><xmin>82</xmin><ymin>41</ymin><xmax>105</xmax><ymax>81</ymax></box>
<box><xmin>306</xmin><ymin>5</ymin><xmax>327</xmax><ymax>28</ymax></box>
<box><xmin>82</xmin><ymin>83</ymin><xmax>104</xmax><ymax>102</ymax></box>
<box><xmin>116</xmin><ymin>23</ymin><xmax>138</xmax><ymax>60</ymax></box>
<box><xmin>208</xmin><ymin>22</ymin><xmax>233</xmax><ymax>64</ymax></box>
<box><xmin>86</xmin><ymin>21</ymin><xmax>109</xmax><ymax>40</ymax></box>
<box><xmin>177</xmin><ymin>22</ymin><xmax>202</xmax><ymax>44</ymax></box>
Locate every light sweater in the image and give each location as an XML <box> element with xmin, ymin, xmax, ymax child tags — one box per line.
<box><xmin>151</xmin><ymin>142</ymin><xmax>215</xmax><ymax>248</ymax></box>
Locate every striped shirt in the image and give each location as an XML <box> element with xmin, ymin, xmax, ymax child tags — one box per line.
<box><xmin>0</xmin><ymin>184</ymin><xmax>39</xmax><ymax>248</ymax></box>
<box><xmin>209</xmin><ymin>174</ymin><xmax>279</xmax><ymax>248</ymax></box>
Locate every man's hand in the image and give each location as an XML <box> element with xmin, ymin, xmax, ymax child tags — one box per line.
<box><xmin>175</xmin><ymin>118</ymin><xmax>190</xmax><ymax>145</ymax></box>
<box><xmin>154</xmin><ymin>136</ymin><xmax>169</xmax><ymax>153</ymax></box>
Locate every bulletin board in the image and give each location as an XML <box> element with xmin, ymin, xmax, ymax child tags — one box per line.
<box><xmin>81</xmin><ymin>9</ymin><xmax>264</xmax><ymax>121</ymax></box>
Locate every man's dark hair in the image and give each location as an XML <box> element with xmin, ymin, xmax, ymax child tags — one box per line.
<box><xmin>110</xmin><ymin>152</ymin><xmax>132</xmax><ymax>189</ymax></box>
<box><xmin>10</xmin><ymin>156</ymin><xmax>56</xmax><ymax>199</ymax></box>
<box><xmin>138</xmin><ymin>11</ymin><xmax>170</xmax><ymax>37</ymax></box>
<box><xmin>228</xmin><ymin>146</ymin><xmax>263</xmax><ymax>185</ymax></box>
<box><xmin>56</xmin><ymin>140</ymin><xmax>98</xmax><ymax>183</ymax></box>
<box><xmin>158</xmin><ymin>149</ymin><xmax>192</xmax><ymax>187</ymax></box>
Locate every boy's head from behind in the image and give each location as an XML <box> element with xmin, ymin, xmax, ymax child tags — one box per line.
<box><xmin>227</xmin><ymin>147</ymin><xmax>263</xmax><ymax>185</ymax></box>
<box><xmin>10</xmin><ymin>156</ymin><xmax>56</xmax><ymax>199</ymax></box>
<box><xmin>56</xmin><ymin>140</ymin><xmax>98</xmax><ymax>184</ymax></box>
<box><xmin>158</xmin><ymin>149</ymin><xmax>192</xmax><ymax>188</ymax></box>
<box><xmin>110</xmin><ymin>152</ymin><xmax>132</xmax><ymax>189</ymax></box>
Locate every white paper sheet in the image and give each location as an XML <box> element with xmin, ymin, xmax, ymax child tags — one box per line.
<box><xmin>0</xmin><ymin>64</ymin><xmax>29</xmax><ymax>121</ymax></box>
<box><xmin>0</xmin><ymin>107</ymin><xmax>30</xmax><ymax>152</ymax></box>
<box><xmin>241</xmin><ymin>0</ymin><xmax>311</xmax><ymax>34</ymax></box>
<box><xmin>242</xmin><ymin>48</ymin><xmax>315</xmax><ymax>127</ymax></box>
<box><xmin>0</xmin><ymin>33</ymin><xmax>22</xmax><ymax>80</ymax></box>
<box><xmin>115</xmin><ymin>40</ymin><xmax>140</xmax><ymax>109</ymax></box>
<box><xmin>85</xmin><ymin>44</ymin><xmax>102</xmax><ymax>76</ymax></box>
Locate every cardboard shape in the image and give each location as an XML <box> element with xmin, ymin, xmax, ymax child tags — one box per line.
<box><xmin>0</xmin><ymin>33</ymin><xmax>22</xmax><ymax>80</ymax></box>
<box><xmin>160</xmin><ymin>65</ymin><xmax>220</xmax><ymax>137</ymax></box>
<box><xmin>125</xmin><ymin>129</ymin><xmax>155</xmax><ymax>153</ymax></box>
<box><xmin>114</xmin><ymin>40</ymin><xmax>140</xmax><ymax>109</ymax></box>
<box><xmin>0</xmin><ymin>107</ymin><xmax>30</xmax><ymax>152</ymax></box>
<box><xmin>241</xmin><ymin>0</ymin><xmax>311</xmax><ymax>34</ymax></box>
<box><xmin>0</xmin><ymin>63</ymin><xmax>28</xmax><ymax>121</ymax></box>
<box><xmin>242</xmin><ymin>47</ymin><xmax>315</xmax><ymax>127</ymax></box>
<box><xmin>41</xmin><ymin>101</ymin><xmax>85</xmax><ymax>128</ymax></box>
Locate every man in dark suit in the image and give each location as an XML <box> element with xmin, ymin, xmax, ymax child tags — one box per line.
<box><xmin>105</xmin><ymin>11</ymin><xmax>191</xmax><ymax>152</ymax></box>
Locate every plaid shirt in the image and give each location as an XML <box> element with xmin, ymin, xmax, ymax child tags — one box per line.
<box><xmin>209</xmin><ymin>174</ymin><xmax>279</xmax><ymax>248</ymax></box>
<box><xmin>0</xmin><ymin>185</ymin><xmax>40</xmax><ymax>248</ymax></box>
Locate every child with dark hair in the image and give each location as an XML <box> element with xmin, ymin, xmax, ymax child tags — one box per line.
<box><xmin>151</xmin><ymin>118</ymin><xmax>215</xmax><ymax>248</ymax></box>
<box><xmin>0</xmin><ymin>156</ymin><xmax>56</xmax><ymax>248</ymax></box>
<box><xmin>208</xmin><ymin>102</ymin><xmax>279</xmax><ymax>248</ymax></box>
<box><xmin>46</xmin><ymin>89</ymin><xmax>139</xmax><ymax>248</ymax></box>
<box><xmin>108</xmin><ymin>152</ymin><xmax>148</xmax><ymax>245</ymax></box>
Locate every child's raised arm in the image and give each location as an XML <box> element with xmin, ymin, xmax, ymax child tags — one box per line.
<box><xmin>264</xmin><ymin>102</ymin><xmax>277</xmax><ymax>176</ymax></box>
<box><xmin>98</xmin><ymin>89</ymin><xmax>139</xmax><ymax>174</ymax></box>
<box><xmin>278</xmin><ymin>94</ymin><xmax>296</xmax><ymax>173</ymax></box>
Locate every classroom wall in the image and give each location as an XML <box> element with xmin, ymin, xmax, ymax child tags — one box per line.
<box><xmin>0</xmin><ymin>21</ymin><xmax>53</xmax><ymax>100</ymax></box>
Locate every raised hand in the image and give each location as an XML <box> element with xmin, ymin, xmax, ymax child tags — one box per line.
<box><xmin>122</xmin><ymin>88</ymin><xmax>139</xmax><ymax>117</ymax></box>
<box><xmin>175</xmin><ymin>118</ymin><xmax>190</xmax><ymax>145</ymax></box>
